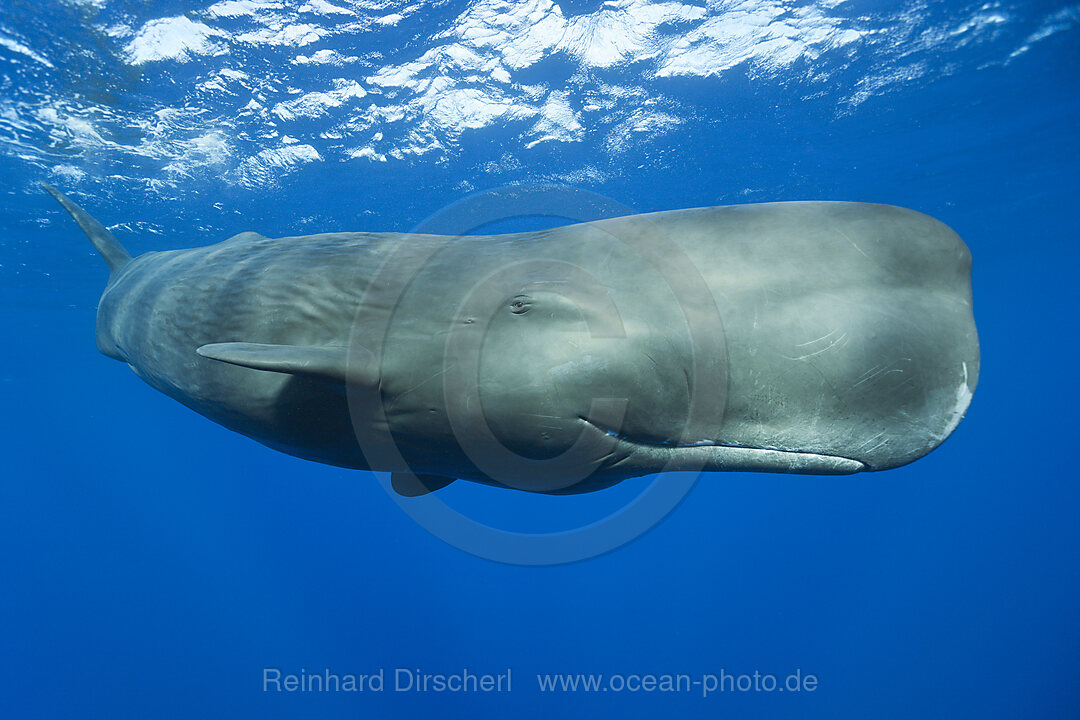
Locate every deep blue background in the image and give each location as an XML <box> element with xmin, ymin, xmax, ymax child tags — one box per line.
<box><xmin>2</xmin><ymin>2</ymin><xmax>1079</xmax><ymax>718</ymax></box>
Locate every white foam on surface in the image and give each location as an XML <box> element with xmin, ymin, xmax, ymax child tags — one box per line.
<box><xmin>272</xmin><ymin>80</ymin><xmax>367</xmax><ymax>121</ymax></box>
<box><xmin>605</xmin><ymin>108</ymin><xmax>683</xmax><ymax>153</ymax></box>
<box><xmin>349</xmin><ymin>146</ymin><xmax>387</xmax><ymax>162</ymax></box>
<box><xmin>0</xmin><ymin>32</ymin><xmax>54</xmax><ymax>67</ymax></box>
<box><xmin>525</xmin><ymin>91</ymin><xmax>583</xmax><ymax>149</ymax></box>
<box><xmin>236</xmin><ymin>23</ymin><xmax>330</xmax><ymax>47</ymax></box>
<box><xmin>1010</xmin><ymin>4</ymin><xmax>1079</xmax><ymax>57</ymax></box>
<box><xmin>206</xmin><ymin>0</ymin><xmax>285</xmax><ymax>19</ymax></box>
<box><xmin>655</xmin><ymin>3</ymin><xmax>866</xmax><ymax>78</ymax></box>
<box><xmin>125</xmin><ymin>16</ymin><xmax>226</xmax><ymax>64</ymax></box>
<box><xmin>0</xmin><ymin>0</ymin><xmax>1069</xmax><ymax>189</ymax></box>
<box><xmin>298</xmin><ymin>0</ymin><xmax>356</xmax><ymax>16</ymax></box>
<box><xmin>294</xmin><ymin>49</ymin><xmax>359</xmax><ymax>64</ymax></box>
<box><xmin>235</xmin><ymin>143</ymin><xmax>323</xmax><ymax>187</ymax></box>
<box><xmin>438</xmin><ymin>0</ymin><xmax>706</xmax><ymax>70</ymax></box>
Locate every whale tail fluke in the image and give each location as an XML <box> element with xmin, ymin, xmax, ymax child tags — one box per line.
<box><xmin>41</xmin><ymin>183</ymin><xmax>132</xmax><ymax>273</ymax></box>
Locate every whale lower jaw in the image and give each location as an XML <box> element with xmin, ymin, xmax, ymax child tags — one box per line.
<box><xmin>580</xmin><ymin>418</ymin><xmax>866</xmax><ymax>475</ymax></box>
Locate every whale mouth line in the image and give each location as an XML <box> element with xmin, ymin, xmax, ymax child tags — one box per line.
<box><xmin>578</xmin><ymin>416</ymin><xmax>749</xmax><ymax>449</ymax></box>
<box><xmin>578</xmin><ymin>417</ymin><xmax>867</xmax><ymax>473</ymax></box>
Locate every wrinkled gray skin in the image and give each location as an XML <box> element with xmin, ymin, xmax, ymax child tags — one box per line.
<box><xmin>45</xmin><ymin>185</ymin><xmax>978</xmax><ymax>495</ymax></box>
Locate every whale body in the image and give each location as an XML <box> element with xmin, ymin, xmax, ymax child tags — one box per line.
<box><xmin>45</xmin><ymin>185</ymin><xmax>978</xmax><ymax>495</ymax></box>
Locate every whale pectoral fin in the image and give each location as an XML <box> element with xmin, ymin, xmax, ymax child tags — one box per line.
<box><xmin>196</xmin><ymin>342</ymin><xmax>377</xmax><ymax>386</ymax></box>
<box><xmin>390</xmin><ymin>472</ymin><xmax>456</xmax><ymax>497</ymax></box>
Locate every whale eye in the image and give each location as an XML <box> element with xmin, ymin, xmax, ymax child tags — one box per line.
<box><xmin>509</xmin><ymin>295</ymin><xmax>532</xmax><ymax>315</ymax></box>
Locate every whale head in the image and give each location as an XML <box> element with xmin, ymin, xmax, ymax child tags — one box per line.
<box><xmin>366</xmin><ymin>255</ymin><xmax>731</xmax><ymax>493</ymax></box>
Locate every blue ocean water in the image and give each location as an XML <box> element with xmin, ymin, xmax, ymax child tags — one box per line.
<box><xmin>1</xmin><ymin>1</ymin><xmax>1078</xmax><ymax>718</ymax></box>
